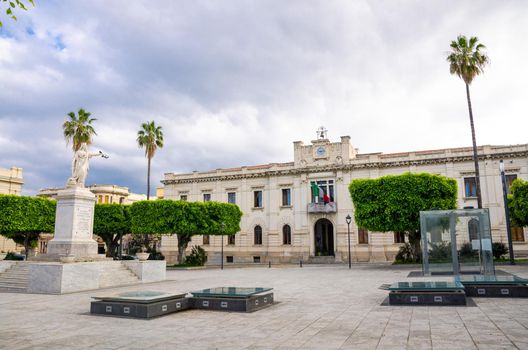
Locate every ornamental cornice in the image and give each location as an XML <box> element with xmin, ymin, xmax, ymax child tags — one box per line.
<box><xmin>162</xmin><ymin>150</ymin><xmax>528</xmax><ymax>185</ymax></box>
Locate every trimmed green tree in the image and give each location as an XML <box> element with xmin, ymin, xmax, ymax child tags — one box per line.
<box><xmin>348</xmin><ymin>173</ymin><xmax>457</xmax><ymax>262</ymax></box>
<box><xmin>130</xmin><ymin>200</ymin><xmax>242</xmax><ymax>263</ymax></box>
<box><xmin>509</xmin><ymin>178</ymin><xmax>528</xmax><ymax>228</ymax></box>
<box><xmin>0</xmin><ymin>195</ymin><xmax>55</xmax><ymax>259</ymax></box>
<box><xmin>93</xmin><ymin>204</ymin><xmax>130</xmax><ymax>258</ymax></box>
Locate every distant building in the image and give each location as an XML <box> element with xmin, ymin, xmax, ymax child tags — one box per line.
<box><xmin>156</xmin><ymin>186</ymin><xmax>164</xmax><ymax>199</ymax></box>
<box><xmin>161</xmin><ymin>129</ymin><xmax>528</xmax><ymax>265</ymax></box>
<box><xmin>38</xmin><ymin>184</ymin><xmax>147</xmax><ymax>204</ymax></box>
<box><xmin>0</xmin><ymin>166</ymin><xmax>24</xmax><ymax>252</ymax></box>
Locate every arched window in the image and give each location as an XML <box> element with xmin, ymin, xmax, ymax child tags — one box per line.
<box><xmin>254</xmin><ymin>225</ymin><xmax>262</xmax><ymax>245</ymax></box>
<box><xmin>282</xmin><ymin>225</ymin><xmax>291</xmax><ymax>245</ymax></box>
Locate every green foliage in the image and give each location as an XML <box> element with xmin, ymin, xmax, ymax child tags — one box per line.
<box><xmin>349</xmin><ymin>173</ymin><xmax>457</xmax><ymax>233</ymax></box>
<box><xmin>93</xmin><ymin>204</ymin><xmax>130</xmax><ymax>257</ymax></box>
<box><xmin>63</xmin><ymin>108</ymin><xmax>97</xmax><ymax>151</ymax></box>
<box><xmin>0</xmin><ymin>0</ymin><xmax>34</xmax><ymax>27</ymax></box>
<box><xmin>137</xmin><ymin>120</ymin><xmax>164</xmax><ymax>159</ymax></box>
<box><xmin>447</xmin><ymin>35</ymin><xmax>489</xmax><ymax>86</ymax></box>
<box><xmin>509</xmin><ymin>179</ymin><xmax>528</xmax><ymax>227</ymax></box>
<box><xmin>0</xmin><ymin>195</ymin><xmax>55</xmax><ymax>235</ymax></box>
<box><xmin>93</xmin><ymin>204</ymin><xmax>130</xmax><ymax>237</ymax></box>
<box><xmin>459</xmin><ymin>242</ymin><xmax>478</xmax><ymax>261</ymax></box>
<box><xmin>394</xmin><ymin>243</ymin><xmax>418</xmax><ymax>263</ymax></box>
<box><xmin>130</xmin><ymin>199</ymin><xmax>242</xmax><ymax>263</ymax></box>
<box><xmin>184</xmin><ymin>245</ymin><xmax>207</xmax><ymax>266</ymax></box>
<box><xmin>0</xmin><ymin>195</ymin><xmax>55</xmax><ymax>258</ymax></box>
<box><xmin>428</xmin><ymin>242</ymin><xmax>452</xmax><ymax>262</ymax></box>
<box><xmin>492</xmin><ymin>242</ymin><xmax>508</xmax><ymax>260</ymax></box>
<box><xmin>130</xmin><ymin>200</ymin><xmax>242</xmax><ymax>236</ymax></box>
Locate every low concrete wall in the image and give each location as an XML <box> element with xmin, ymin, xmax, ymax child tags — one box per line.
<box><xmin>27</xmin><ymin>261</ymin><xmax>166</xmax><ymax>294</ymax></box>
<box><xmin>122</xmin><ymin>260</ymin><xmax>166</xmax><ymax>283</ymax></box>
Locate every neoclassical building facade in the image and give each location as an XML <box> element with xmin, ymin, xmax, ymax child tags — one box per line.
<box><xmin>160</xmin><ymin>131</ymin><xmax>528</xmax><ymax>265</ymax></box>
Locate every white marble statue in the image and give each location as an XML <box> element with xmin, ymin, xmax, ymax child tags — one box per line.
<box><xmin>67</xmin><ymin>143</ymin><xmax>108</xmax><ymax>188</ymax></box>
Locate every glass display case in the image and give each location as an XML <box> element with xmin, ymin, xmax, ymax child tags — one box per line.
<box><xmin>420</xmin><ymin>208</ymin><xmax>494</xmax><ymax>276</ymax></box>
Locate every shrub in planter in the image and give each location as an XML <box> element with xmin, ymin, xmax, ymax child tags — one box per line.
<box><xmin>492</xmin><ymin>242</ymin><xmax>508</xmax><ymax>260</ymax></box>
<box><xmin>184</xmin><ymin>245</ymin><xmax>207</xmax><ymax>266</ymax></box>
<box><xmin>394</xmin><ymin>243</ymin><xmax>418</xmax><ymax>263</ymax></box>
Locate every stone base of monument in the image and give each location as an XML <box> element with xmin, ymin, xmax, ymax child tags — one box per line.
<box><xmin>27</xmin><ymin>260</ymin><xmax>166</xmax><ymax>294</ymax></box>
<box><xmin>384</xmin><ymin>281</ymin><xmax>467</xmax><ymax>306</ymax></box>
<box><xmin>190</xmin><ymin>287</ymin><xmax>274</xmax><ymax>312</ymax></box>
<box><xmin>459</xmin><ymin>275</ymin><xmax>528</xmax><ymax>298</ymax></box>
<box><xmin>91</xmin><ymin>291</ymin><xmax>189</xmax><ymax>319</ymax></box>
<box><xmin>90</xmin><ymin>288</ymin><xmax>275</xmax><ymax>319</ymax></box>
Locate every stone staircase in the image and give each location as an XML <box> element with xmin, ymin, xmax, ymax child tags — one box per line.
<box><xmin>0</xmin><ymin>262</ymin><xmax>29</xmax><ymax>292</ymax></box>
<box><xmin>98</xmin><ymin>261</ymin><xmax>140</xmax><ymax>288</ymax></box>
<box><xmin>0</xmin><ymin>261</ymin><xmax>141</xmax><ymax>293</ymax></box>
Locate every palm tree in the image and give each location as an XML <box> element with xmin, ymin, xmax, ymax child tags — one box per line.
<box><xmin>62</xmin><ymin>108</ymin><xmax>97</xmax><ymax>151</ymax></box>
<box><xmin>137</xmin><ymin>121</ymin><xmax>164</xmax><ymax>200</ymax></box>
<box><xmin>447</xmin><ymin>35</ymin><xmax>489</xmax><ymax>209</ymax></box>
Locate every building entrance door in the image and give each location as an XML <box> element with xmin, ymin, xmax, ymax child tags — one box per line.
<box><xmin>314</xmin><ymin>219</ymin><xmax>334</xmax><ymax>256</ymax></box>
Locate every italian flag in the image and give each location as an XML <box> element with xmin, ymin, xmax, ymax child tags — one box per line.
<box><xmin>310</xmin><ymin>183</ymin><xmax>325</xmax><ymax>202</ymax></box>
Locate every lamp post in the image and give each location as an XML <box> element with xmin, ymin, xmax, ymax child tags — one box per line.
<box><xmin>220</xmin><ymin>222</ymin><xmax>225</xmax><ymax>270</ymax></box>
<box><xmin>499</xmin><ymin>160</ymin><xmax>515</xmax><ymax>265</ymax></box>
<box><xmin>346</xmin><ymin>214</ymin><xmax>352</xmax><ymax>269</ymax></box>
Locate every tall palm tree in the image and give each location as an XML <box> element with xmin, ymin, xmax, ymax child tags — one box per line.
<box><xmin>447</xmin><ymin>35</ymin><xmax>489</xmax><ymax>209</ymax></box>
<box><xmin>137</xmin><ymin>121</ymin><xmax>164</xmax><ymax>199</ymax></box>
<box><xmin>62</xmin><ymin>108</ymin><xmax>97</xmax><ymax>151</ymax></box>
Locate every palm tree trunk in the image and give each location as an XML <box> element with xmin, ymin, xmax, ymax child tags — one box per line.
<box><xmin>147</xmin><ymin>156</ymin><xmax>151</xmax><ymax>200</ymax></box>
<box><xmin>466</xmin><ymin>83</ymin><xmax>483</xmax><ymax>209</ymax></box>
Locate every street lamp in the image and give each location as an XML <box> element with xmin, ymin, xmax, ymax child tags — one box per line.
<box><xmin>220</xmin><ymin>222</ymin><xmax>225</xmax><ymax>270</ymax></box>
<box><xmin>499</xmin><ymin>160</ymin><xmax>515</xmax><ymax>265</ymax></box>
<box><xmin>346</xmin><ymin>214</ymin><xmax>352</xmax><ymax>269</ymax></box>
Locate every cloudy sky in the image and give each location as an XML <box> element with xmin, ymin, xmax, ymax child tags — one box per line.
<box><xmin>0</xmin><ymin>1</ymin><xmax>526</xmax><ymax>196</ymax></box>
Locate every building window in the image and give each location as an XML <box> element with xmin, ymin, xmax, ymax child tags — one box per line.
<box><xmin>227</xmin><ymin>234</ymin><xmax>235</xmax><ymax>245</ymax></box>
<box><xmin>310</xmin><ymin>180</ymin><xmax>334</xmax><ymax>203</ymax></box>
<box><xmin>253</xmin><ymin>256</ymin><xmax>261</xmax><ymax>263</ymax></box>
<box><xmin>203</xmin><ymin>193</ymin><xmax>211</xmax><ymax>202</ymax></box>
<box><xmin>282</xmin><ymin>225</ymin><xmax>292</xmax><ymax>245</ymax></box>
<box><xmin>464</xmin><ymin>177</ymin><xmax>477</xmax><ymax>197</ymax></box>
<box><xmin>394</xmin><ymin>232</ymin><xmax>405</xmax><ymax>244</ymax></box>
<box><xmin>228</xmin><ymin>192</ymin><xmax>236</xmax><ymax>204</ymax></box>
<box><xmin>119</xmin><ymin>197</ymin><xmax>125</xmax><ymax>204</ymax></box>
<box><xmin>203</xmin><ymin>235</ymin><xmax>210</xmax><ymax>245</ymax></box>
<box><xmin>254</xmin><ymin>191</ymin><xmax>263</xmax><ymax>208</ymax></box>
<box><xmin>282</xmin><ymin>188</ymin><xmax>291</xmax><ymax>206</ymax></box>
<box><xmin>104</xmin><ymin>195</ymin><xmax>109</xmax><ymax>203</ymax></box>
<box><xmin>358</xmin><ymin>228</ymin><xmax>368</xmax><ymax>244</ymax></box>
<box><xmin>254</xmin><ymin>225</ymin><xmax>263</xmax><ymax>245</ymax></box>
<box><xmin>226</xmin><ymin>256</ymin><xmax>234</xmax><ymax>263</ymax></box>
<box><xmin>180</xmin><ymin>195</ymin><xmax>187</xmax><ymax>201</ymax></box>
<box><xmin>512</xmin><ymin>225</ymin><xmax>524</xmax><ymax>242</ymax></box>
<box><xmin>506</xmin><ymin>174</ymin><xmax>517</xmax><ymax>194</ymax></box>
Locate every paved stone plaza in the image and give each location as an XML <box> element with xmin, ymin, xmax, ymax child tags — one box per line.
<box><xmin>1</xmin><ymin>264</ymin><xmax>528</xmax><ymax>350</ymax></box>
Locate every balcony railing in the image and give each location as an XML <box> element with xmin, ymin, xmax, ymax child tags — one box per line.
<box><xmin>307</xmin><ymin>202</ymin><xmax>337</xmax><ymax>213</ymax></box>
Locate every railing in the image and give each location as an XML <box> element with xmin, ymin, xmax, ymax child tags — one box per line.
<box><xmin>307</xmin><ymin>202</ymin><xmax>337</xmax><ymax>213</ymax></box>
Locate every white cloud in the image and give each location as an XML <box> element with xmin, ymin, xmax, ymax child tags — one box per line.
<box><xmin>0</xmin><ymin>0</ymin><xmax>527</xmax><ymax>195</ymax></box>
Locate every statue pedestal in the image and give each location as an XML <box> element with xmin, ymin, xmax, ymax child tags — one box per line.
<box><xmin>46</xmin><ymin>186</ymin><xmax>98</xmax><ymax>258</ymax></box>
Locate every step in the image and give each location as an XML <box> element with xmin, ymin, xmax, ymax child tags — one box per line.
<box><xmin>0</xmin><ymin>278</ymin><xmax>28</xmax><ymax>283</ymax></box>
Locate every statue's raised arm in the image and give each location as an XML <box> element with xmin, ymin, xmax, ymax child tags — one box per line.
<box><xmin>66</xmin><ymin>143</ymin><xmax>108</xmax><ymax>188</ymax></box>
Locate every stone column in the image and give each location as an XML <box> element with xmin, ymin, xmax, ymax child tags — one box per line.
<box><xmin>46</xmin><ymin>187</ymin><xmax>98</xmax><ymax>258</ymax></box>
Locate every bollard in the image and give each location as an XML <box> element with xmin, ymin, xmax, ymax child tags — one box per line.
<box><xmin>300</xmin><ymin>260</ymin><xmax>303</xmax><ymax>268</ymax></box>
<box><xmin>268</xmin><ymin>261</ymin><xmax>271</xmax><ymax>268</ymax></box>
